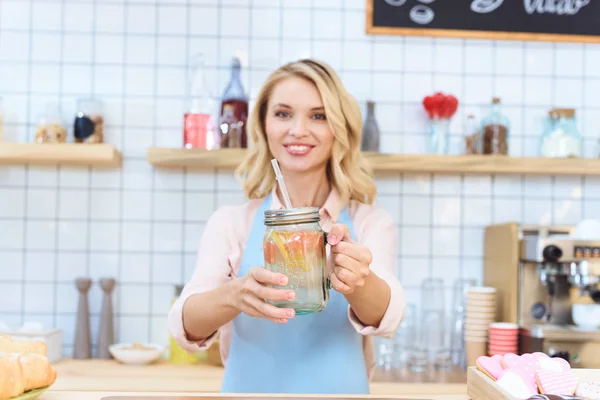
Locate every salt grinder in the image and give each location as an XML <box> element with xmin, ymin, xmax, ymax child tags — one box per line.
<box><xmin>74</xmin><ymin>277</ymin><xmax>92</xmax><ymax>359</ymax></box>
<box><xmin>97</xmin><ymin>277</ymin><xmax>116</xmax><ymax>359</ymax></box>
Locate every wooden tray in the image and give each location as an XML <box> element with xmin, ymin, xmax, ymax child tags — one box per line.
<box><xmin>467</xmin><ymin>366</ymin><xmax>600</xmax><ymax>400</ymax></box>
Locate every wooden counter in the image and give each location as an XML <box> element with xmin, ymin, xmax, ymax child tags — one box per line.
<box><xmin>40</xmin><ymin>392</ymin><xmax>468</xmax><ymax>400</ymax></box>
<box><xmin>45</xmin><ymin>359</ymin><xmax>467</xmax><ymax>399</ymax></box>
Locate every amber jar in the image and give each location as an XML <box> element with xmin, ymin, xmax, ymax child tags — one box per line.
<box><xmin>480</xmin><ymin>97</ymin><xmax>510</xmax><ymax>155</ymax></box>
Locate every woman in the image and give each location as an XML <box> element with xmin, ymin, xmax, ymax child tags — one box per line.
<box><xmin>168</xmin><ymin>59</ymin><xmax>405</xmax><ymax>394</ymax></box>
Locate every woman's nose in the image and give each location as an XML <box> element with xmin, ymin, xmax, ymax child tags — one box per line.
<box><xmin>289</xmin><ymin>119</ymin><xmax>310</xmax><ymax>137</ymax></box>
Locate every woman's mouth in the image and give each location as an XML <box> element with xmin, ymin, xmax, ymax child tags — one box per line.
<box><xmin>284</xmin><ymin>144</ymin><xmax>313</xmax><ymax>156</ymax></box>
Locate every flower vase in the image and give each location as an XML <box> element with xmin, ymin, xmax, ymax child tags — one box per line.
<box><xmin>428</xmin><ymin>118</ymin><xmax>451</xmax><ymax>155</ymax></box>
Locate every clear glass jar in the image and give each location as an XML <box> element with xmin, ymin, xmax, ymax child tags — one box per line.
<box><xmin>35</xmin><ymin>102</ymin><xmax>67</xmax><ymax>144</ymax></box>
<box><xmin>480</xmin><ymin>97</ymin><xmax>510</xmax><ymax>155</ymax></box>
<box><xmin>540</xmin><ymin>108</ymin><xmax>582</xmax><ymax>158</ymax></box>
<box><xmin>74</xmin><ymin>98</ymin><xmax>104</xmax><ymax>144</ymax></box>
<box><xmin>263</xmin><ymin>207</ymin><xmax>329</xmax><ymax>315</ymax></box>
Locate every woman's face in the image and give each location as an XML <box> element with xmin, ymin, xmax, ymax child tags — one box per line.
<box><xmin>264</xmin><ymin>76</ymin><xmax>335</xmax><ymax>174</ymax></box>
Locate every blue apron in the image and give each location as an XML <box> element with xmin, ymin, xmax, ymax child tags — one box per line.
<box><xmin>220</xmin><ymin>194</ymin><xmax>370</xmax><ymax>394</ymax></box>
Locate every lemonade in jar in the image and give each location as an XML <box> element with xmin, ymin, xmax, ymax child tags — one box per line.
<box><xmin>263</xmin><ymin>207</ymin><xmax>329</xmax><ymax>314</ymax></box>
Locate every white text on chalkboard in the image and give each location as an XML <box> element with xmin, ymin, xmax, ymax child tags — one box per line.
<box><xmin>523</xmin><ymin>0</ymin><xmax>591</xmax><ymax>15</ymax></box>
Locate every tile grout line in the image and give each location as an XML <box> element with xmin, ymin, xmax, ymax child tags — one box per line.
<box><xmin>148</xmin><ymin>0</ymin><xmax>161</xmax><ymax>343</ymax></box>
<box><xmin>52</xmin><ymin>0</ymin><xmax>67</xmax><ymax>331</ymax></box>
<box><xmin>180</xmin><ymin>0</ymin><xmax>192</xmax><ymax>287</ymax></box>
<box><xmin>114</xmin><ymin>0</ymin><xmax>130</xmax><ymax>348</ymax></box>
<box><xmin>20</xmin><ymin>0</ymin><xmax>36</xmax><ymax>326</ymax></box>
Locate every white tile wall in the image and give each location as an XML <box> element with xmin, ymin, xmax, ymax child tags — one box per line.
<box><xmin>1</xmin><ymin>0</ymin><xmax>600</xmax><ymax>357</ymax></box>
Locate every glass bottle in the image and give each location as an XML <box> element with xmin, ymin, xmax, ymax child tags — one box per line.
<box><xmin>540</xmin><ymin>108</ymin><xmax>582</xmax><ymax>158</ymax></box>
<box><xmin>35</xmin><ymin>102</ymin><xmax>68</xmax><ymax>144</ymax></box>
<box><xmin>74</xmin><ymin>98</ymin><xmax>104</xmax><ymax>144</ymax></box>
<box><xmin>361</xmin><ymin>101</ymin><xmax>380</xmax><ymax>152</ymax></box>
<box><xmin>169</xmin><ymin>285</ymin><xmax>201</xmax><ymax>364</ymax></box>
<box><xmin>464</xmin><ymin>114</ymin><xmax>480</xmax><ymax>154</ymax></box>
<box><xmin>218</xmin><ymin>57</ymin><xmax>248</xmax><ymax>149</ymax></box>
<box><xmin>0</xmin><ymin>97</ymin><xmax>4</xmax><ymax>142</ymax></box>
<box><xmin>184</xmin><ymin>53</ymin><xmax>216</xmax><ymax>150</ymax></box>
<box><xmin>480</xmin><ymin>97</ymin><xmax>510</xmax><ymax>155</ymax></box>
<box><xmin>263</xmin><ymin>208</ymin><xmax>329</xmax><ymax>315</ymax></box>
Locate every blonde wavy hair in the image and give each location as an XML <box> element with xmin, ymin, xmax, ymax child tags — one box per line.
<box><xmin>235</xmin><ymin>59</ymin><xmax>377</xmax><ymax>206</ymax></box>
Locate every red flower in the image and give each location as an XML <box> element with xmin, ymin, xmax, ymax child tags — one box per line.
<box><xmin>423</xmin><ymin>92</ymin><xmax>459</xmax><ymax>119</ymax></box>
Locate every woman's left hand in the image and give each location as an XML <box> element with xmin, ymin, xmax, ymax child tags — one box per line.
<box><xmin>326</xmin><ymin>223</ymin><xmax>373</xmax><ymax>295</ymax></box>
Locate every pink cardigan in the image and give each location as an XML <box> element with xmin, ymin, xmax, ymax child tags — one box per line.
<box><xmin>168</xmin><ymin>187</ymin><xmax>406</xmax><ymax>379</ymax></box>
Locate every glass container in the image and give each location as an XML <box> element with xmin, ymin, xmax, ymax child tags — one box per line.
<box><xmin>480</xmin><ymin>97</ymin><xmax>510</xmax><ymax>155</ymax></box>
<box><xmin>74</xmin><ymin>98</ymin><xmax>104</xmax><ymax>144</ymax></box>
<box><xmin>263</xmin><ymin>207</ymin><xmax>329</xmax><ymax>315</ymax></box>
<box><xmin>450</xmin><ymin>278</ymin><xmax>476</xmax><ymax>368</ymax></box>
<box><xmin>410</xmin><ymin>278</ymin><xmax>445</xmax><ymax>372</ymax></box>
<box><xmin>35</xmin><ymin>103</ymin><xmax>67</xmax><ymax>144</ymax></box>
<box><xmin>0</xmin><ymin>97</ymin><xmax>4</xmax><ymax>142</ymax></box>
<box><xmin>464</xmin><ymin>114</ymin><xmax>480</xmax><ymax>154</ymax></box>
<box><xmin>428</xmin><ymin>119</ymin><xmax>450</xmax><ymax>155</ymax></box>
<box><xmin>361</xmin><ymin>101</ymin><xmax>380</xmax><ymax>152</ymax></box>
<box><xmin>540</xmin><ymin>108</ymin><xmax>582</xmax><ymax>158</ymax></box>
<box><xmin>184</xmin><ymin>53</ymin><xmax>216</xmax><ymax>150</ymax></box>
<box><xmin>218</xmin><ymin>57</ymin><xmax>248</xmax><ymax>149</ymax></box>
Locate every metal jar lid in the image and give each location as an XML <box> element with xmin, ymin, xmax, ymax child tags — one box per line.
<box><xmin>264</xmin><ymin>207</ymin><xmax>320</xmax><ymax>226</ymax></box>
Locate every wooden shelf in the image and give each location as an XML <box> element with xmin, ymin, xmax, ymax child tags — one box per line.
<box><xmin>147</xmin><ymin>147</ymin><xmax>600</xmax><ymax>176</ymax></box>
<box><xmin>147</xmin><ymin>147</ymin><xmax>246</xmax><ymax>168</ymax></box>
<box><xmin>0</xmin><ymin>143</ymin><xmax>122</xmax><ymax>168</ymax></box>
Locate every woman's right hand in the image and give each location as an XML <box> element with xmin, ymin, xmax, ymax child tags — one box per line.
<box><xmin>233</xmin><ymin>267</ymin><xmax>296</xmax><ymax>323</ymax></box>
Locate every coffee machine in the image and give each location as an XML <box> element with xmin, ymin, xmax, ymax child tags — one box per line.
<box><xmin>484</xmin><ymin>223</ymin><xmax>600</xmax><ymax>368</ymax></box>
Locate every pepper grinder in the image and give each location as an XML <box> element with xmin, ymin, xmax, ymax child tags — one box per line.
<box><xmin>74</xmin><ymin>277</ymin><xmax>92</xmax><ymax>359</ymax></box>
<box><xmin>97</xmin><ymin>277</ymin><xmax>116</xmax><ymax>359</ymax></box>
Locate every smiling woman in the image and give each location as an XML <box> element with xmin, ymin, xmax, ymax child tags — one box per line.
<box><xmin>238</xmin><ymin>59</ymin><xmax>377</xmax><ymax>206</ymax></box>
<box><xmin>168</xmin><ymin>59</ymin><xmax>406</xmax><ymax>395</ymax></box>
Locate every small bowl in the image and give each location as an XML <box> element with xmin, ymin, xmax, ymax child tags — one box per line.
<box><xmin>109</xmin><ymin>342</ymin><xmax>165</xmax><ymax>365</ymax></box>
<box><xmin>572</xmin><ymin>304</ymin><xmax>600</xmax><ymax>330</ymax></box>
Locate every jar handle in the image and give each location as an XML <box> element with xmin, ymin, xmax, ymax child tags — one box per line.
<box><xmin>323</xmin><ymin>232</ymin><xmax>332</xmax><ymax>290</ymax></box>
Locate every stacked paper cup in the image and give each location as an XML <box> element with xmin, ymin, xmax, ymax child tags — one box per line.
<box><xmin>464</xmin><ymin>287</ymin><xmax>497</xmax><ymax>366</ymax></box>
<box><xmin>488</xmin><ymin>322</ymin><xmax>519</xmax><ymax>356</ymax></box>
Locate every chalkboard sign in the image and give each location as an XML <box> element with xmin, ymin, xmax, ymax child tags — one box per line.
<box><xmin>366</xmin><ymin>0</ymin><xmax>600</xmax><ymax>43</ymax></box>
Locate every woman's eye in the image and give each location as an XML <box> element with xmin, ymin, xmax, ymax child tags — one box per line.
<box><xmin>275</xmin><ymin>111</ymin><xmax>290</xmax><ymax>118</ymax></box>
<box><xmin>313</xmin><ymin>113</ymin><xmax>326</xmax><ymax>120</ymax></box>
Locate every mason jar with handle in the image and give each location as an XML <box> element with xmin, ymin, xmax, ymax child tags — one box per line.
<box><xmin>263</xmin><ymin>207</ymin><xmax>329</xmax><ymax>315</ymax></box>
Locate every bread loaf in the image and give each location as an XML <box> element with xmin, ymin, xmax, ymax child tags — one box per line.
<box><xmin>0</xmin><ymin>354</ymin><xmax>24</xmax><ymax>399</ymax></box>
<box><xmin>0</xmin><ymin>335</ymin><xmax>47</xmax><ymax>356</ymax></box>
<box><xmin>0</xmin><ymin>336</ymin><xmax>57</xmax><ymax>400</ymax></box>
<box><xmin>17</xmin><ymin>352</ymin><xmax>57</xmax><ymax>392</ymax></box>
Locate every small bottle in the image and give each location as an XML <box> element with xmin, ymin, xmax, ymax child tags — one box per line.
<box><xmin>361</xmin><ymin>101</ymin><xmax>380</xmax><ymax>152</ymax></box>
<box><xmin>218</xmin><ymin>57</ymin><xmax>248</xmax><ymax>148</ymax></box>
<box><xmin>464</xmin><ymin>114</ymin><xmax>480</xmax><ymax>154</ymax></box>
<box><xmin>480</xmin><ymin>97</ymin><xmax>510</xmax><ymax>155</ymax></box>
<box><xmin>0</xmin><ymin>97</ymin><xmax>4</xmax><ymax>142</ymax></box>
<box><xmin>184</xmin><ymin>53</ymin><xmax>216</xmax><ymax>150</ymax></box>
<box><xmin>169</xmin><ymin>285</ymin><xmax>201</xmax><ymax>364</ymax></box>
